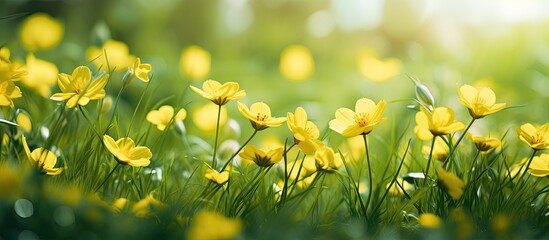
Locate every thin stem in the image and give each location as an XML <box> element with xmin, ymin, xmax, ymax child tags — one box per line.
<box><xmin>362</xmin><ymin>134</ymin><xmax>373</xmax><ymax>215</ymax></box>
<box><xmin>423</xmin><ymin>136</ymin><xmax>437</xmax><ymax>187</ymax></box>
<box><xmin>79</xmin><ymin>105</ymin><xmax>103</xmax><ymax>140</ymax></box>
<box><xmin>95</xmin><ymin>163</ymin><xmax>120</xmax><ymax>192</ymax></box>
<box><xmin>443</xmin><ymin>118</ymin><xmax>475</xmax><ymax>169</ymax></box>
<box><xmin>515</xmin><ymin>149</ymin><xmax>538</xmax><ymax>183</ymax></box>
<box><xmin>220</xmin><ymin>129</ymin><xmax>259</xmax><ymax>172</ymax></box>
<box><xmin>126</xmin><ymin>80</ymin><xmax>152</xmax><ymax>137</ymax></box>
<box><xmin>211</xmin><ymin>105</ymin><xmax>222</xmax><ymax>170</ymax></box>
<box><xmin>468</xmin><ymin>150</ymin><xmax>481</xmax><ymax>182</ymax></box>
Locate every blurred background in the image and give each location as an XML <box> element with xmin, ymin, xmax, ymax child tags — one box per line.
<box><xmin>1</xmin><ymin>0</ymin><xmax>549</xmax><ymax>149</ymax></box>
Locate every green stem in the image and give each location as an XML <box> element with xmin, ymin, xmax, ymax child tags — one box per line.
<box><xmin>468</xmin><ymin>150</ymin><xmax>481</xmax><ymax>183</ymax></box>
<box><xmin>443</xmin><ymin>118</ymin><xmax>475</xmax><ymax>169</ymax></box>
<box><xmin>220</xmin><ymin>129</ymin><xmax>259</xmax><ymax>172</ymax></box>
<box><xmin>126</xmin><ymin>80</ymin><xmax>152</xmax><ymax>137</ymax></box>
<box><xmin>211</xmin><ymin>105</ymin><xmax>222</xmax><ymax>170</ymax></box>
<box><xmin>515</xmin><ymin>149</ymin><xmax>538</xmax><ymax>183</ymax></box>
<box><xmin>362</xmin><ymin>134</ymin><xmax>373</xmax><ymax>214</ymax></box>
<box><xmin>79</xmin><ymin>105</ymin><xmax>103</xmax><ymax>140</ymax></box>
<box><xmin>423</xmin><ymin>136</ymin><xmax>437</xmax><ymax>187</ymax></box>
<box><xmin>95</xmin><ymin>163</ymin><xmax>120</xmax><ymax>192</ymax></box>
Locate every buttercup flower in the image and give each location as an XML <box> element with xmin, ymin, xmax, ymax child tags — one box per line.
<box><xmin>287</xmin><ymin>107</ymin><xmax>323</xmax><ymax>155</ymax></box>
<box><xmin>386</xmin><ymin>177</ymin><xmax>414</xmax><ymax>196</ymax></box>
<box><xmin>187</xmin><ymin>211</ymin><xmax>242</xmax><ymax>240</ymax></box>
<box><xmin>21</xmin><ymin>53</ymin><xmax>58</xmax><ymax>97</ymax></box>
<box><xmin>19</xmin><ymin>13</ymin><xmax>63</xmax><ymax>51</ymax></box>
<box><xmin>0</xmin><ymin>48</ymin><xmax>26</xmax><ymax>82</ymax></box>
<box><xmin>280</xmin><ymin>45</ymin><xmax>314</xmax><ymax>82</ymax></box>
<box><xmin>0</xmin><ymin>78</ymin><xmax>22</xmax><ymax>107</ymax></box>
<box><xmin>237</xmin><ymin>102</ymin><xmax>286</xmax><ymax>131</ymax></box>
<box><xmin>21</xmin><ymin>135</ymin><xmax>62</xmax><ymax>175</ymax></box>
<box><xmin>239</xmin><ymin>145</ymin><xmax>283</xmax><ymax>167</ymax></box>
<box><xmin>437</xmin><ymin>168</ymin><xmax>465</xmax><ymax>200</ymax></box>
<box><xmin>468</xmin><ymin>135</ymin><xmax>501</xmax><ymax>152</ymax></box>
<box><xmin>329</xmin><ymin>98</ymin><xmax>387</xmax><ymax>137</ymax></box>
<box><xmin>419</xmin><ymin>213</ymin><xmax>442</xmax><ymax>228</ymax></box>
<box><xmin>458</xmin><ymin>84</ymin><xmax>506</xmax><ymax>119</ymax></box>
<box><xmin>414</xmin><ymin>107</ymin><xmax>465</xmax><ymax>140</ymax></box>
<box><xmin>103</xmin><ymin>135</ymin><xmax>152</xmax><ymax>167</ymax></box>
<box><xmin>128</xmin><ymin>58</ymin><xmax>152</xmax><ymax>82</ymax></box>
<box><xmin>517</xmin><ymin>123</ymin><xmax>549</xmax><ymax>150</ymax></box>
<box><xmin>86</xmin><ymin>40</ymin><xmax>136</xmax><ymax>71</ymax></box>
<box><xmin>190</xmin><ymin>80</ymin><xmax>245</xmax><ymax>106</ymax></box>
<box><xmin>132</xmin><ymin>194</ymin><xmax>166</xmax><ymax>217</ymax></box>
<box><xmin>357</xmin><ymin>48</ymin><xmax>402</xmax><ymax>83</ymax></box>
<box><xmin>314</xmin><ymin>146</ymin><xmax>344</xmax><ymax>171</ymax></box>
<box><xmin>422</xmin><ymin>137</ymin><xmax>450</xmax><ymax>161</ymax></box>
<box><xmin>50</xmin><ymin>66</ymin><xmax>108</xmax><ymax>108</ymax></box>
<box><xmin>528</xmin><ymin>154</ymin><xmax>549</xmax><ymax>177</ymax></box>
<box><xmin>179</xmin><ymin>46</ymin><xmax>210</xmax><ymax>81</ymax></box>
<box><xmin>146</xmin><ymin>105</ymin><xmax>187</xmax><ymax>131</ymax></box>
<box><xmin>205</xmin><ymin>169</ymin><xmax>229</xmax><ymax>185</ymax></box>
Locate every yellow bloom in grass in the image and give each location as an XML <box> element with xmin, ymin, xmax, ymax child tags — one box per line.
<box><xmin>287</xmin><ymin>107</ymin><xmax>323</xmax><ymax>155</ymax></box>
<box><xmin>517</xmin><ymin>123</ymin><xmax>549</xmax><ymax>150</ymax></box>
<box><xmin>468</xmin><ymin>135</ymin><xmax>501</xmax><ymax>152</ymax></box>
<box><xmin>19</xmin><ymin>13</ymin><xmax>63</xmax><ymax>51</ymax></box>
<box><xmin>50</xmin><ymin>66</ymin><xmax>108</xmax><ymax>108</ymax></box>
<box><xmin>0</xmin><ymin>78</ymin><xmax>22</xmax><ymax>107</ymax></box>
<box><xmin>386</xmin><ymin>177</ymin><xmax>414</xmax><ymax>196</ymax></box>
<box><xmin>458</xmin><ymin>84</ymin><xmax>506</xmax><ymax>119</ymax></box>
<box><xmin>329</xmin><ymin>98</ymin><xmax>387</xmax><ymax>137</ymax></box>
<box><xmin>437</xmin><ymin>168</ymin><xmax>465</xmax><ymax>200</ymax></box>
<box><xmin>192</xmin><ymin>103</ymin><xmax>227</xmax><ymax>133</ymax></box>
<box><xmin>103</xmin><ymin>135</ymin><xmax>152</xmax><ymax>167</ymax></box>
<box><xmin>280</xmin><ymin>45</ymin><xmax>314</xmax><ymax>82</ymax></box>
<box><xmin>237</xmin><ymin>102</ymin><xmax>286</xmax><ymax>131</ymax></box>
<box><xmin>357</xmin><ymin>48</ymin><xmax>402</xmax><ymax>83</ymax></box>
<box><xmin>22</xmin><ymin>53</ymin><xmax>58</xmax><ymax>97</ymax></box>
<box><xmin>419</xmin><ymin>213</ymin><xmax>442</xmax><ymax>228</ymax></box>
<box><xmin>239</xmin><ymin>145</ymin><xmax>283</xmax><ymax>167</ymax></box>
<box><xmin>190</xmin><ymin>80</ymin><xmax>245</xmax><ymax>106</ymax></box>
<box><xmin>86</xmin><ymin>40</ymin><xmax>136</xmax><ymax>71</ymax></box>
<box><xmin>16</xmin><ymin>110</ymin><xmax>32</xmax><ymax>133</ymax></box>
<box><xmin>21</xmin><ymin>135</ymin><xmax>62</xmax><ymax>175</ymax></box>
<box><xmin>112</xmin><ymin>198</ymin><xmax>129</xmax><ymax>213</ymax></box>
<box><xmin>414</xmin><ymin>107</ymin><xmax>465</xmax><ymax>140</ymax></box>
<box><xmin>132</xmin><ymin>194</ymin><xmax>166</xmax><ymax>217</ymax></box>
<box><xmin>0</xmin><ymin>48</ymin><xmax>26</xmax><ymax>82</ymax></box>
<box><xmin>128</xmin><ymin>58</ymin><xmax>152</xmax><ymax>82</ymax></box>
<box><xmin>528</xmin><ymin>154</ymin><xmax>549</xmax><ymax>177</ymax></box>
<box><xmin>146</xmin><ymin>105</ymin><xmax>187</xmax><ymax>131</ymax></box>
<box><xmin>422</xmin><ymin>137</ymin><xmax>449</xmax><ymax>161</ymax></box>
<box><xmin>508</xmin><ymin>158</ymin><xmax>528</xmax><ymax>179</ymax></box>
<box><xmin>205</xmin><ymin>169</ymin><xmax>229</xmax><ymax>185</ymax></box>
<box><xmin>187</xmin><ymin>211</ymin><xmax>242</xmax><ymax>240</ymax></box>
<box><xmin>180</xmin><ymin>46</ymin><xmax>211</xmax><ymax>81</ymax></box>
<box><xmin>314</xmin><ymin>146</ymin><xmax>343</xmax><ymax>171</ymax></box>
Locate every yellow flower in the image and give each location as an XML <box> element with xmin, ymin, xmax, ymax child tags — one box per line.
<box><xmin>0</xmin><ymin>48</ymin><xmax>26</xmax><ymax>82</ymax></box>
<box><xmin>132</xmin><ymin>194</ymin><xmax>166</xmax><ymax>217</ymax></box>
<box><xmin>458</xmin><ymin>84</ymin><xmax>506</xmax><ymax>119</ymax></box>
<box><xmin>86</xmin><ymin>40</ymin><xmax>136</xmax><ymax>71</ymax></box>
<box><xmin>128</xmin><ymin>58</ymin><xmax>152</xmax><ymax>82</ymax></box>
<box><xmin>517</xmin><ymin>123</ymin><xmax>549</xmax><ymax>150</ymax></box>
<box><xmin>21</xmin><ymin>135</ymin><xmax>62</xmax><ymax>175</ymax></box>
<box><xmin>187</xmin><ymin>211</ymin><xmax>242</xmax><ymax>240</ymax></box>
<box><xmin>422</xmin><ymin>137</ymin><xmax>449</xmax><ymax>161</ymax></box>
<box><xmin>16</xmin><ymin>110</ymin><xmax>32</xmax><ymax>133</ymax></box>
<box><xmin>19</xmin><ymin>13</ymin><xmax>63</xmax><ymax>51</ymax></box>
<box><xmin>237</xmin><ymin>102</ymin><xmax>286</xmax><ymax>130</ymax></box>
<box><xmin>287</xmin><ymin>107</ymin><xmax>323</xmax><ymax>155</ymax></box>
<box><xmin>329</xmin><ymin>98</ymin><xmax>387</xmax><ymax>137</ymax></box>
<box><xmin>146</xmin><ymin>105</ymin><xmax>187</xmax><ymax>131</ymax></box>
<box><xmin>414</xmin><ymin>107</ymin><xmax>465</xmax><ymax>140</ymax></box>
<box><xmin>437</xmin><ymin>168</ymin><xmax>465</xmax><ymax>200</ymax></box>
<box><xmin>0</xmin><ymin>78</ymin><xmax>22</xmax><ymax>107</ymax></box>
<box><xmin>280</xmin><ymin>45</ymin><xmax>314</xmax><ymax>82</ymax></box>
<box><xmin>112</xmin><ymin>198</ymin><xmax>129</xmax><ymax>213</ymax></box>
<box><xmin>179</xmin><ymin>46</ymin><xmax>211</xmax><ymax>81</ymax></box>
<box><xmin>508</xmin><ymin>158</ymin><xmax>528</xmax><ymax>179</ymax></box>
<box><xmin>357</xmin><ymin>48</ymin><xmax>401</xmax><ymax>83</ymax></box>
<box><xmin>386</xmin><ymin>177</ymin><xmax>414</xmax><ymax>196</ymax></box>
<box><xmin>22</xmin><ymin>53</ymin><xmax>58</xmax><ymax>97</ymax></box>
<box><xmin>314</xmin><ymin>146</ymin><xmax>343</xmax><ymax>171</ymax></box>
<box><xmin>190</xmin><ymin>80</ymin><xmax>245</xmax><ymax>106</ymax></box>
<box><xmin>102</xmin><ymin>135</ymin><xmax>152</xmax><ymax>167</ymax></box>
<box><xmin>205</xmin><ymin>169</ymin><xmax>229</xmax><ymax>185</ymax></box>
<box><xmin>192</xmin><ymin>103</ymin><xmax>227</xmax><ymax>133</ymax></box>
<box><xmin>468</xmin><ymin>135</ymin><xmax>501</xmax><ymax>152</ymax></box>
<box><xmin>528</xmin><ymin>154</ymin><xmax>549</xmax><ymax>177</ymax></box>
<box><xmin>239</xmin><ymin>145</ymin><xmax>283</xmax><ymax>167</ymax></box>
<box><xmin>419</xmin><ymin>213</ymin><xmax>442</xmax><ymax>228</ymax></box>
<box><xmin>50</xmin><ymin>66</ymin><xmax>108</xmax><ymax>108</ymax></box>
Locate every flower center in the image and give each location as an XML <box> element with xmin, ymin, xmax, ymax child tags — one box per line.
<box><xmin>256</xmin><ymin>113</ymin><xmax>268</xmax><ymax>122</ymax></box>
<box><xmin>354</xmin><ymin>113</ymin><xmax>369</xmax><ymax>127</ymax></box>
<box><xmin>473</xmin><ymin>96</ymin><xmax>486</xmax><ymax>106</ymax></box>
<box><xmin>532</xmin><ymin>133</ymin><xmax>544</xmax><ymax>144</ymax></box>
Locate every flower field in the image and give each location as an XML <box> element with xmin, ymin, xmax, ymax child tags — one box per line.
<box><xmin>1</xmin><ymin>1</ymin><xmax>548</xmax><ymax>239</ymax></box>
